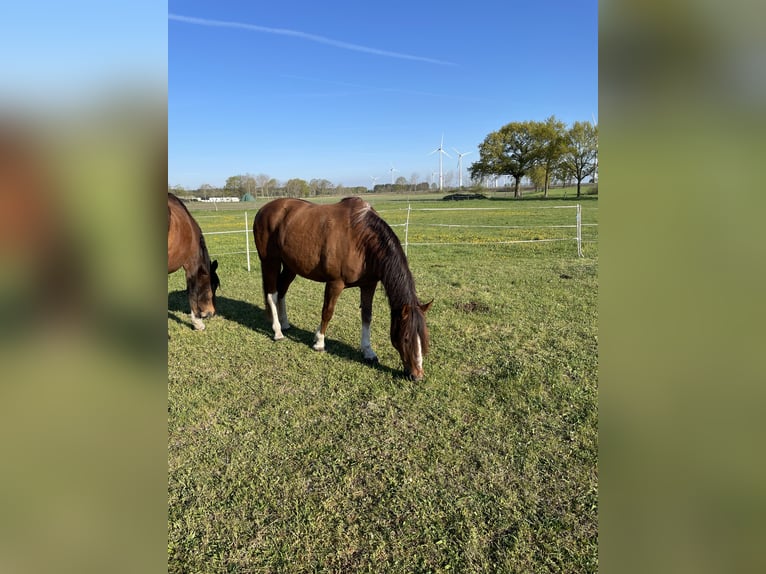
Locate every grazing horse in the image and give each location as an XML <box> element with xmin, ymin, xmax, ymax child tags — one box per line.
<box><xmin>168</xmin><ymin>193</ymin><xmax>219</xmax><ymax>330</ymax></box>
<box><xmin>253</xmin><ymin>196</ymin><xmax>432</xmax><ymax>380</ymax></box>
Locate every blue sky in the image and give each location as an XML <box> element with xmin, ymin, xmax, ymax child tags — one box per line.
<box><xmin>169</xmin><ymin>1</ymin><xmax>597</xmax><ymax>190</ymax></box>
<box><xmin>2</xmin><ymin>2</ymin><xmax>166</xmax><ymax>107</ymax></box>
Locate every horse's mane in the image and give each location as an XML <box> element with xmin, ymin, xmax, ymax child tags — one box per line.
<box><xmin>351</xmin><ymin>200</ymin><xmax>429</xmax><ymax>352</ymax></box>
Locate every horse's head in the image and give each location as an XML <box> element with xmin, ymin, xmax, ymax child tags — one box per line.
<box><xmin>190</xmin><ymin>259</ymin><xmax>219</xmax><ymax>319</ymax></box>
<box><xmin>390</xmin><ymin>299</ymin><xmax>432</xmax><ymax>381</ymax></box>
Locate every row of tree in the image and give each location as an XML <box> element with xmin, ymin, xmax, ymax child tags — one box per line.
<box><xmin>170</xmin><ymin>176</ymin><xmax>370</xmax><ymax>200</ymax></box>
<box><xmin>171</xmin><ymin>176</ymin><xmax>435</xmax><ymax>201</ymax></box>
<box><xmin>469</xmin><ymin>116</ymin><xmax>598</xmax><ymax>198</ymax></box>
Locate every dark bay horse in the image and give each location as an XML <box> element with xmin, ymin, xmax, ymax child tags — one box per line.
<box><xmin>253</xmin><ymin>196</ymin><xmax>432</xmax><ymax>380</ymax></box>
<box><xmin>168</xmin><ymin>193</ymin><xmax>219</xmax><ymax>330</ymax></box>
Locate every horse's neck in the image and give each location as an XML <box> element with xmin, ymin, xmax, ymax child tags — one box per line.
<box><xmin>373</xmin><ymin>240</ymin><xmax>417</xmax><ymax>310</ymax></box>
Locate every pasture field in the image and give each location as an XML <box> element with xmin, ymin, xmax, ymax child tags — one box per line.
<box><xmin>168</xmin><ymin>192</ymin><xmax>598</xmax><ymax>572</ymax></box>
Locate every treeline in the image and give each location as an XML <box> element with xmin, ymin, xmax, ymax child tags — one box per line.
<box><xmin>170</xmin><ymin>175</ymin><xmax>436</xmax><ymax>201</ymax></box>
<box><xmin>470</xmin><ymin>116</ymin><xmax>598</xmax><ymax>198</ymax></box>
<box><xmin>372</xmin><ymin>182</ymin><xmax>431</xmax><ymax>194</ymax></box>
<box><xmin>170</xmin><ymin>175</ymin><xmax>369</xmax><ymax>201</ymax></box>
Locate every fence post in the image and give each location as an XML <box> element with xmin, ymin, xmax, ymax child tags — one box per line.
<box><xmin>404</xmin><ymin>203</ymin><xmax>411</xmax><ymax>256</ymax></box>
<box><xmin>576</xmin><ymin>204</ymin><xmax>583</xmax><ymax>257</ymax></box>
<box><xmin>245</xmin><ymin>211</ymin><xmax>251</xmax><ymax>271</ymax></box>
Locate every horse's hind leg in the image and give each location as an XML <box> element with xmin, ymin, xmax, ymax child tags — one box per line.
<box><xmin>360</xmin><ymin>283</ymin><xmax>378</xmax><ymax>362</ymax></box>
<box><xmin>313</xmin><ymin>280</ymin><xmax>344</xmax><ymax>352</ymax></box>
<box><xmin>276</xmin><ymin>267</ymin><xmax>296</xmax><ymax>331</ymax></box>
<box><xmin>261</xmin><ymin>259</ymin><xmax>284</xmax><ymax>340</ymax></box>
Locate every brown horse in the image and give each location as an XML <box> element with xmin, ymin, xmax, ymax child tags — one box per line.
<box><xmin>168</xmin><ymin>193</ymin><xmax>219</xmax><ymax>330</ymax></box>
<box><xmin>253</xmin><ymin>196</ymin><xmax>432</xmax><ymax>380</ymax></box>
<box><xmin>0</xmin><ymin>120</ymin><xmax>81</xmax><ymax>321</ymax></box>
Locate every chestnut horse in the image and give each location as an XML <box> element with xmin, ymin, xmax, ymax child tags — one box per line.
<box><xmin>168</xmin><ymin>193</ymin><xmax>219</xmax><ymax>330</ymax></box>
<box><xmin>253</xmin><ymin>197</ymin><xmax>432</xmax><ymax>380</ymax></box>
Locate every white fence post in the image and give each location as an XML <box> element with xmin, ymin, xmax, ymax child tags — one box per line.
<box><xmin>576</xmin><ymin>204</ymin><xmax>583</xmax><ymax>257</ymax></box>
<box><xmin>404</xmin><ymin>203</ymin><xmax>411</xmax><ymax>256</ymax></box>
<box><xmin>245</xmin><ymin>211</ymin><xmax>251</xmax><ymax>272</ymax></box>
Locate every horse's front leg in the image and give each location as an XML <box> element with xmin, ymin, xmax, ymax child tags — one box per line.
<box><xmin>186</xmin><ymin>273</ymin><xmax>205</xmax><ymax>331</ymax></box>
<box><xmin>313</xmin><ymin>281</ymin><xmax>344</xmax><ymax>352</ymax></box>
<box><xmin>360</xmin><ymin>283</ymin><xmax>378</xmax><ymax>362</ymax></box>
<box><xmin>190</xmin><ymin>310</ymin><xmax>206</xmax><ymax>331</ymax></box>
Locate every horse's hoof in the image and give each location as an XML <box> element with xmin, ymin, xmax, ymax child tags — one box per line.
<box><xmin>273</xmin><ymin>334</ymin><xmax>284</xmax><ymax>341</ymax></box>
<box><xmin>312</xmin><ymin>345</ymin><xmax>325</xmax><ymax>353</ymax></box>
<box><xmin>192</xmin><ymin>322</ymin><xmax>205</xmax><ymax>331</ymax></box>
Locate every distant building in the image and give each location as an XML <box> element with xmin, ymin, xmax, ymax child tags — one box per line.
<box><xmin>201</xmin><ymin>196</ymin><xmax>240</xmax><ymax>203</ymax></box>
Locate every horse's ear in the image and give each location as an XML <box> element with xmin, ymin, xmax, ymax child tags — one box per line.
<box><xmin>420</xmin><ymin>299</ymin><xmax>433</xmax><ymax>313</ymax></box>
<box><xmin>211</xmin><ymin>260</ymin><xmax>218</xmax><ymax>272</ymax></box>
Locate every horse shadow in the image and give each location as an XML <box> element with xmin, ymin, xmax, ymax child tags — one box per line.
<box><xmin>168</xmin><ymin>290</ymin><xmax>402</xmax><ymax>378</ymax></box>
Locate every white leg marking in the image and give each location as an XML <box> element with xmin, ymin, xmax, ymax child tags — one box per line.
<box><xmin>267</xmin><ymin>292</ymin><xmax>284</xmax><ymax>340</ymax></box>
<box><xmin>312</xmin><ymin>325</ymin><xmax>325</xmax><ymax>352</ymax></box>
<box><xmin>361</xmin><ymin>321</ymin><xmax>377</xmax><ymax>361</ymax></box>
<box><xmin>191</xmin><ymin>311</ymin><xmax>205</xmax><ymax>331</ymax></box>
<box><xmin>277</xmin><ymin>296</ymin><xmax>290</xmax><ymax>330</ymax></box>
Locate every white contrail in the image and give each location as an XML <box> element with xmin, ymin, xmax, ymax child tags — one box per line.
<box><xmin>169</xmin><ymin>14</ymin><xmax>457</xmax><ymax>66</ymax></box>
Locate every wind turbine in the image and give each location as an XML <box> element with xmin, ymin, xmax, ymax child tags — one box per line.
<box><xmin>453</xmin><ymin>148</ymin><xmax>472</xmax><ymax>188</ymax></box>
<box><xmin>370</xmin><ymin>175</ymin><xmax>379</xmax><ymax>191</ymax></box>
<box><xmin>389</xmin><ymin>165</ymin><xmax>399</xmax><ymax>185</ymax></box>
<box><xmin>429</xmin><ymin>134</ymin><xmax>451</xmax><ymax>191</ymax></box>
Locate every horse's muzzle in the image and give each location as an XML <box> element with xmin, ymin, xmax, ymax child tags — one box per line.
<box><xmin>405</xmin><ymin>368</ymin><xmax>424</xmax><ymax>382</ymax></box>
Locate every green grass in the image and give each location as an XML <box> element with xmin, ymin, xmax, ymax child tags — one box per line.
<box><xmin>169</xmin><ymin>194</ymin><xmax>598</xmax><ymax>572</ymax></box>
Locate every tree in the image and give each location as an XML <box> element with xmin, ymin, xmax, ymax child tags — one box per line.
<box><xmin>224</xmin><ymin>175</ymin><xmax>244</xmax><ymax>197</ymax></box>
<box><xmin>530</xmin><ymin>115</ymin><xmax>567</xmax><ymax>198</ymax></box>
<box><xmin>309</xmin><ymin>178</ymin><xmax>334</xmax><ymax>196</ymax></box>
<box><xmin>241</xmin><ymin>174</ymin><xmax>257</xmax><ymax>198</ymax></box>
<box><xmin>224</xmin><ymin>174</ymin><xmax>257</xmax><ymax>198</ymax></box>
<box><xmin>266</xmin><ymin>178</ymin><xmax>279</xmax><ymax>196</ymax></box>
<box><xmin>409</xmin><ymin>172</ymin><xmax>420</xmax><ymax>191</ymax></box>
<box><xmin>284</xmin><ymin>178</ymin><xmax>309</xmax><ymax>198</ymax></box>
<box><xmin>561</xmin><ymin>121</ymin><xmax>598</xmax><ymax>198</ymax></box>
<box><xmin>170</xmin><ymin>183</ymin><xmax>186</xmax><ymax>196</ymax></box>
<box><xmin>528</xmin><ymin>165</ymin><xmax>547</xmax><ymax>192</ymax></box>
<box><xmin>255</xmin><ymin>173</ymin><xmax>272</xmax><ymax>198</ymax></box>
<box><xmin>470</xmin><ymin>121</ymin><xmax>538</xmax><ymax>198</ymax></box>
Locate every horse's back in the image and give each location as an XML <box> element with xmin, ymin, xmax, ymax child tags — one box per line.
<box><xmin>254</xmin><ymin>197</ymin><xmax>370</xmax><ymax>282</ymax></box>
<box><xmin>255</xmin><ymin>196</ymin><xmax>367</xmax><ymax>245</ymax></box>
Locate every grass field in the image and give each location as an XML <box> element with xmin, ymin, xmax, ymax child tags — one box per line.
<box><xmin>168</xmin><ymin>191</ymin><xmax>598</xmax><ymax>572</ymax></box>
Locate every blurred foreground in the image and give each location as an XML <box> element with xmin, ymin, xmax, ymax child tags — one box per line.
<box><xmin>0</xmin><ymin>90</ymin><xmax>166</xmax><ymax>574</ymax></box>
<box><xmin>601</xmin><ymin>1</ymin><xmax>766</xmax><ymax>573</ymax></box>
